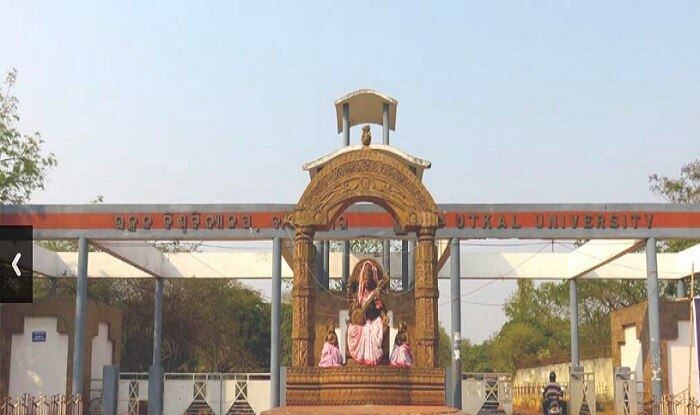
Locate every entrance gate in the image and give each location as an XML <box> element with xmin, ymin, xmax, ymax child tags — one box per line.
<box><xmin>614</xmin><ymin>367</ymin><xmax>638</xmax><ymax>415</ymax></box>
<box><xmin>570</xmin><ymin>368</ymin><xmax>596</xmax><ymax>415</ymax></box>
<box><xmin>462</xmin><ymin>373</ymin><xmax>513</xmax><ymax>415</ymax></box>
<box><xmin>2</xmin><ymin>89</ymin><xmax>700</xmax><ymax>413</ymax></box>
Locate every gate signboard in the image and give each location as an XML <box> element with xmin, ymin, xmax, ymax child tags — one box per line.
<box><xmin>32</xmin><ymin>331</ymin><xmax>46</xmax><ymax>342</ymax></box>
<box><xmin>3</xmin><ymin>204</ymin><xmax>700</xmax><ymax>240</ymax></box>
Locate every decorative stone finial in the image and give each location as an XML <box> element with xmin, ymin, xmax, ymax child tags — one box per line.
<box><xmin>361</xmin><ymin>125</ymin><xmax>372</xmax><ymax>146</ymax></box>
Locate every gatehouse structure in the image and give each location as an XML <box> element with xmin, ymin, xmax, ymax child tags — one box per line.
<box><xmin>2</xmin><ymin>89</ymin><xmax>700</xmax><ymax>415</ymax></box>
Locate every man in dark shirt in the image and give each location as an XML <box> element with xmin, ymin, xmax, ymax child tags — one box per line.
<box><xmin>542</xmin><ymin>371</ymin><xmax>563</xmax><ymax>415</ymax></box>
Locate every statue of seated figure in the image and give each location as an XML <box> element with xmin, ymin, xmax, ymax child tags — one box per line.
<box><xmin>346</xmin><ymin>259</ymin><xmax>390</xmax><ymax>365</ymax></box>
<box><xmin>319</xmin><ymin>321</ymin><xmax>343</xmax><ymax>367</ymax></box>
<box><xmin>390</xmin><ymin>320</ymin><xmax>412</xmax><ymax>367</ymax></box>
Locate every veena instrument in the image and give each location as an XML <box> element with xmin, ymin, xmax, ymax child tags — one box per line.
<box><xmin>350</xmin><ymin>276</ymin><xmax>389</xmax><ymax>325</ymax></box>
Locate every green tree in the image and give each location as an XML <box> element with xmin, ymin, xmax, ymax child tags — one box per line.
<box><xmin>0</xmin><ymin>68</ymin><xmax>56</xmax><ymax>204</ymax></box>
<box><xmin>649</xmin><ymin>159</ymin><xmax>700</xmax><ymax>253</ymax></box>
<box><xmin>492</xmin><ymin>280</ymin><xmax>569</xmax><ymax>371</ymax></box>
<box><xmin>461</xmin><ymin>339</ymin><xmax>495</xmax><ymax>373</ymax></box>
<box><xmin>491</xmin><ymin>321</ymin><xmax>548</xmax><ymax>372</ymax></box>
<box><xmin>503</xmin><ymin>280</ymin><xmax>547</xmax><ymax>322</ymax></box>
<box><xmin>533</xmin><ymin>279</ymin><xmax>647</xmax><ymax>351</ymax></box>
<box><xmin>649</xmin><ymin>159</ymin><xmax>700</xmax><ymax>204</ymax></box>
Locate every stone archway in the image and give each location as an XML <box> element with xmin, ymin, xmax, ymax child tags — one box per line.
<box><xmin>286</xmin><ymin>146</ymin><xmax>443</xmax><ymax>369</ymax></box>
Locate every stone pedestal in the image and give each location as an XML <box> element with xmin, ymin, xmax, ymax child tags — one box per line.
<box><xmin>285</xmin><ymin>367</ymin><xmax>446</xmax><ymax>406</ymax></box>
<box><xmin>263</xmin><ymin>405</ymin><xmax>467</xmax><ymax>415</ymax></box>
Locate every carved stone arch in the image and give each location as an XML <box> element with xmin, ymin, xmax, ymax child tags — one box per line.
<box><xmin>286</xmin><ymin>146</ymin><xmax>442</xmax><ymax>374</ymax></box>
<box><xmin>289</xmin><ymin>148</ymin><xmax>440</xmax><ymax>232</ymax></box>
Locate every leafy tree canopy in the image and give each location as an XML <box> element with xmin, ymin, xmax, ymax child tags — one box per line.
<box><xmin>1</xmin><ymin>68</ymin><xmax>56</xmax><ymax>204</ymax></box>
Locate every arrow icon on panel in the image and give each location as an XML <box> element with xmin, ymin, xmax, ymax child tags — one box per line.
<box><xmin>11</xmin><ymin>253</ymin><xmax>21</xmax><ymax>276</ymax></box>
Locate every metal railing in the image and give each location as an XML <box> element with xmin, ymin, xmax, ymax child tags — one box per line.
<box><xmin>514</xmin><ymin>383</ymin><xmax>570</xmax><ymax>396</ymax></box>
<box><xmin>461</xmin><ymin>373</ymin><xmax>514</xmax><ymax>415</ymax></box>
<box><xmin>515</xmin><ymin>383</ymin><xmax>612</xmax><ymax>403</ymax></box>
<box><xmin>163</xmin><ymin>372</ymin><xmax>271</xmax><ymax>382</ymax></box>
<box><xmin>0</xmin><ymin>394</ymin><xmax>83</xmax><ymax>415</ymax></box>
<box><xmin>645</xmin><ymin>392</ymin><xmax>700</xmax><ymax>415</ymax></box>
<box><xmin>118</xmin><ymin>373</ymin><xmax>148</xmax><ymax>380</ymax></box>
<box><xmin>116</xmin><ymin>372</ymin><xmax>272</xmax><ymax>415</ymax></box>
<box><xmin>86</xmin><ymin>379</ymin><xmax>102</xmax><ymax>415</ymax></box>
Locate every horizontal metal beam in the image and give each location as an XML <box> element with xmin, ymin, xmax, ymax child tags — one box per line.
<box><xmin>3</xmin><ymin>203</ymin><xmax>700</xmax><ymax>240</ymax></box>
<box><xmin>1</xmin><ymin>203</ymin><xmax>297</xmax><ymax>214</ymax></box>
<box><xmin>21</xmin><ymin>227</ymin><xmax>700</xmax><ymax>241</ymax></box>
<box><xmin>6</xmin><ymin>202</ymin><xmax>700</xmax><ymax>215</ymax></box>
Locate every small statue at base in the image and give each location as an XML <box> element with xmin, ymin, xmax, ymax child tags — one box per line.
<box><xmin>389</xmin><ymin>321</ymin><xmax>412</xmax><ymax>367</ymax></box>
<box><xmin>319</xmin><ymin>321</ymin><xmax>343</xmax><ymax>367</ymax></box>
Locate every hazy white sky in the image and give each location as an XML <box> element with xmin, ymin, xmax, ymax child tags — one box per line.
<box><xmin>3</xmin><ymin>1</ymin><xmax>698</xmax><ymax>343</ymax></box>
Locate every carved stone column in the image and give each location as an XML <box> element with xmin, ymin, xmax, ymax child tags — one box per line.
<box><xmin>414</xmin><ymin>227</ymin><xmax>439</xmax><ymax>368</ymax></box>
<box><xmin>291</xmin><ymin>227</ymin><xmax>316</xmax><ymax>367</ymax></box>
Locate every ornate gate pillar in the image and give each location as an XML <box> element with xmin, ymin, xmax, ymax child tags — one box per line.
<box><xmin>414</xmin><ymin>227</ymin><xmax>439</xmax><ymax>368</ymax></box>
<box><xmin>291</xmin><ymin>227</ymin><xmax>316</xmax><ymax>367</ymax></box>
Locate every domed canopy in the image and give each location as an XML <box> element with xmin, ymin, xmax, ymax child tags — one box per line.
<box><xmin>334</xmin><ymin>89</ymin><xmax>398</xmax><ymax>133</ymax></box>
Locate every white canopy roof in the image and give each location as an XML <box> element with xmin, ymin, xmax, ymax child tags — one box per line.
<box><xmin>31</xmin><ymin>240</ymin><xmax>698</xmax><ymax>281</ymax></box>
<box><xmin>334</xmin><ymin>89</ymin><xmax>398</xmax><ymax>133</ymax></box>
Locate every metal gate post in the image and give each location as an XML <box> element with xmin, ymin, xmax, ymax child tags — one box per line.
<box><xmin>102</xmin><ymin>365</ymin><xmax>119</xmax><ymax>415</ymax></box>
<box><xmin>450</xmin><ymin>238</ymin><xmax>462</xmax><ymax>409</ymax></box>
<box><xmin>270</xmin><ymin>237</ymin><xmax>282</xmax><ymax>408</ymax></box>
<box><xmin>570</xmin><ymin>278</ymin><xmax>580</xmax><ymax>368</ymax></box>
<box><xmin>314</xmin><ymin>241</ymin><xmax>323</xmax><ymax>290</ymax></box>
<box><xmin>402</xmin><ymin>240</ymin><xmax>409</xmax><ymax>290</ymax></box>
<box><xmin>408</xmin><ymin>240</ymin><xmax>416</xmax><ymax>288</ymax></box>
<box><xmin>148</xmin><ymin>277</ymin><xmax>164</xmax><ymax>415</ymax></box>
<box><xmin>614</xmin><ymin>367</ymin><xmax>637</xmax><ymax>415</ymax></box>
<box><xmin>72</xmin><ymin>237</ymin><xmax>89</xmax><ymax>396</ymax></box>
<box><xmin>645</xmin><ymin>237</ymin><xmax>663</xmax><ymax>404</ymax></box>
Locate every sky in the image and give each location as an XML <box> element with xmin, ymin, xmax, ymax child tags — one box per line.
<box><xmin>2</xmin><ymin>1</ymin><xmax>699</xmax><ymax>343</ymax></box>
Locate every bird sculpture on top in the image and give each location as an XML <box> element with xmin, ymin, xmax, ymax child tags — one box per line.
<box><xmin>361</xmin><ymin>125</ymin><xmax>372</xmax><ymax>146</ymax></box>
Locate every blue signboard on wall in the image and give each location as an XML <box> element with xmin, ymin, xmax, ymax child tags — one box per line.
<box><xmin>32</xmin><ymin>331</ymin><xmax>46</xmax><ymax>342</ymax></box>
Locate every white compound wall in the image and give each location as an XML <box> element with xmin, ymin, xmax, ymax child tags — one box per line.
<box><xmin>9</xmin><ymin>317</ymin><xmax>69</xmax><ymax>396</ymax></box>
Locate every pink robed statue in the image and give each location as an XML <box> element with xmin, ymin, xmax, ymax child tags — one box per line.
<box><xmin>389</xmin><ymin>321</ymin><xmax>412</xmax><ymax>367</ymax></box>
<box><xmin>319</xmin><ymin>322</ymin><xmax>343</xmax><ymax>367</ymax></box>
<box><xmin>347</xmin><ymin>260</ymin><xmax>389</xmax><ymax>365</ymax></box>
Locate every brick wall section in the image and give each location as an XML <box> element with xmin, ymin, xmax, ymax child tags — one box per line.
<box><xmin>610</xmin><ymin>299</ymin><xmax>690</xmax><ymax>403</ymax></box>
